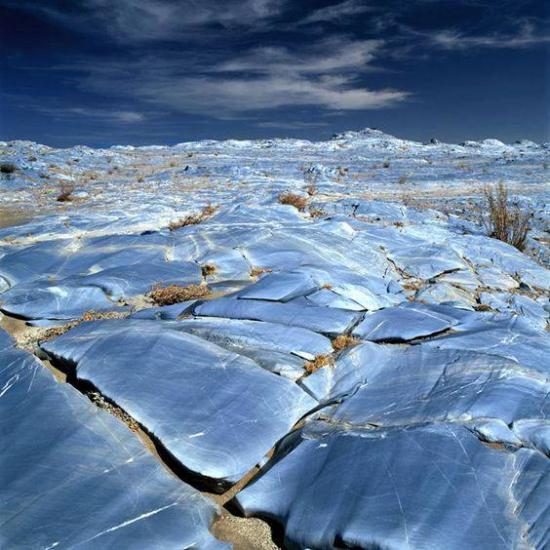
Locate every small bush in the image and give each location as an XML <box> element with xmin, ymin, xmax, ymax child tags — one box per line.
<box><xmin>250</xmin><ymin>266</ymin><xmax>272</xmax><ymax>278</ymax></box>
<box><xmin>304</xmin><ymin>354</ymin><xmax>333</xmax><ymax>375</ymax></box>
<box><xmin>168</xmin><ymin>204</ymin><xmax>217</xmax><ymax>230</ymax></box>
<box><xmin>306</xmin><ymin>184</ymin><xmax>317</xmax><ymax>196</ymax></box>
<box><xmin>0</xmin><ymin>162</ymin><xmax>17</xmax><ymax>174</ymax></box>
<box><xmin>39</xmin><ymin>310</ymin><xmax>128</xmax><ymax>342</ymax></box>
<box><xmin>201</xmin><ymin>264</ymin><xmax>216</xmax><ymax>277</ymax></box>
<box><xmin>149</xmin><ymin>284</ymin><xmax>210</xmax><ymax>306</ymax></box>
<box><xmin>483</xmin><ymin>183</ymin><xmax>531</xmax><ymax>251</ymax></box>
<box><xmin>309</xmin><ymin>207</ymin><xmax>326</xmax><ymax>218</ymax></box>
<box><xmin>57</xmin><ymin>183</ymin><xmax>75</xmax><ymax>202</ymax></box>
<box><xmin>332</xmin><ymin>334</ymin><xmax>359</xmax><ymax>351</ymax></box>
<box><xmin>398</xmin><ymin>175</ymin><xmax>408</xmax><ymax>185</ymax></box>
<box><xmin>383</xmin><ymin>160</ymin><xmax>390</xmax><ymax>169</ymax></box>
<box><xmin>278</xmin><ymin>192</ymin><xmax>308</xmax><ymax>211</ymax></box>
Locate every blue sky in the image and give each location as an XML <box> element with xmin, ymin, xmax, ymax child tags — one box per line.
<box><xmin>0</xmin><ymin>0</ymin><xmax>548</xmax><ymax>146</ymax></box>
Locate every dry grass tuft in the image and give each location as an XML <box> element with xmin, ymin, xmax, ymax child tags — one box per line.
<box><xmin>304</xmin><ymin>354</ymin><xmax>333</xmax><ymax>375</ymax></box>
<box><xmin>250</xmin><ymin>266</ymin><xmax>272</xmax><ymax>278</ymax></box>
<box><xmin>306</xmin><ymin>184</ymin><xmax>317</xmax><ymax>196</ymax></box>
<box><xmin>40</xmin><ymin>310</ymin><xmax>128</xmax><ymax>343</ymax></box>
<box><xmin>332</xmin><ymin>334</ymin><xmax>360</xmax><ymax>351</ymax></box>
<box><xmin>474</xmin><ymin>303</ymin><xmax>493</xmax><ymax>312</ymax></box>
<box><xmin>149</xmin><ymin>283</ymin><xmax>210</xmax><ymax>305</ymax></box>
<box><xmin>168</xmin><ymin>204</ymin><xmax>217</xmax><ymax>230</ymax></box>
<box><xmin>309</xmin><ymin>207</ymin><xmax>327</xmax><ymax>218</ymax></box>
<box><xmin>278</xmin><ymin>192</ymin><xmax>308</xmax><ymax>211</ymax></box>
<box><xmin>483</xmin><ymin>183</ymin><xmax>531</xmax><ymax>251</ymax></box>
<box><xmin>56</xmin><ymin>182</ymin><xmax>75</xmax><ymax>202</ymax></box>
<box><xmin>201</xmin><ymin>263</ymin><xmax>217</xmax><ymax>277</ymax></box>
<box><xmin>0</xmin><ymin>162</ymin><xmax>17</xmax><ymax>174</ymax></box>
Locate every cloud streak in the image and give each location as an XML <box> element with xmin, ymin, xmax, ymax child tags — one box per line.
<box><xmin>429</xmin><ymin>20</ymin><xmax>550</xmax><ymax>50</ymax></box>
<box><xmin>3</xmin><ymin>0</ymin><xmax>285</xmax><ymax>42</ymax></box>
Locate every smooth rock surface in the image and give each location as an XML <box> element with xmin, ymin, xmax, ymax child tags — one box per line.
<box><xmin>0</xmin><ymin>329</ymin><xmax>224</xmax><ymax>549</ymax></box>
<box><xmin>41</xmin><ymin>321</ymin><xmax>316</xmax><ymax>485</ymax></box>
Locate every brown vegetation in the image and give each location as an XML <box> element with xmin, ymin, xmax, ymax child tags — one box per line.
<box><xmin>168</xmin><ymin>204</ymin><xmax>217</xmax><ymax>230</ymax></box>
<box><xmin>0</xmin><ymin>162</ymin><xmax>17</xmax><ymax>174</ymax></box>
<box><xmin>201</xmin><ymin>263</ymin><xmax>217</xmax><ymax>277</ymax></box>
<box><xmin>250</xmin><ymin>266</ymin><xmax>272</xmax><ymax>278</ymax></box>
<box><xmin>278</xmin><ymin>192</ymin><xmax>308</xmax><ymax>211</ymax></box>
<box><xmin>483</xmin><ymin>183</ymin><xmax>531</xmax><ymax>251</ymax></box>
<box><xmin>306</xmin><ymin>184</ymin><xmax>317</xmax><ymax>196</ymax></box>
<box><xmin>304</xmin><ymin>354</ymin><xmax>333</xmax><ymax>374</ymax></box>
<box><xmin>332</xmin><ymin>334</ymin><xmax>360</xmax><ymax>351</ymax></box>
<box><xmin>56</xmin><ymin>183</ymin><xmax>75</xmax><ymax>202</ymax></box>
<box><xmin>40</xmin><ymin>310</ymin><xmax>128</xmax><ymax>343</ymax></box>
<box><xmin>149</xmin><ymin>283</ymin><xmax>210</xmax><ymax>305</ymax></box>
<box><xmin>309</xmin><ymin>207</ymin><xmax>327</xmax><ymax>218</ymax></box>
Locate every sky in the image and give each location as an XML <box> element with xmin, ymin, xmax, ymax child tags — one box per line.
<box><xmin>0</xmin><ymin>0</ymin><xmax>549</xmax><ymax>147</ymax></box>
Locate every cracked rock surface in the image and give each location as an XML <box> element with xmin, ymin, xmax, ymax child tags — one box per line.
<box><xmin>0</xmin><ymin>129</ymin><xmax>548</xmax><ymax>548</ymax></box>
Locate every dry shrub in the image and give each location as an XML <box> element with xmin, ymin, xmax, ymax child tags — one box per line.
<box><xmin>306</xmin><ymin>184</ymin><xmax>317</xmax><ymax>196</ymax></box>
<box><xmin>168</xmin><ymin>204</ymin><xmax>217</xmax><ymax>230</ymax></box>
<box><xmin>201</xmin><ymin>263</ymin><xmax>216</xmax><ymax>277</ymax></box>
<box><xmin>57</xmin><ymin>183</ymin><xmax>75</xmax><ymax>202</ymax></box>
<box><xmin>250</xmin><ymin>266</ymin><xmax>272</xmax><ymax>277</ymax></box>
<box><xmin>309</xmin><ymin>207</ymin><xmax>326</xmax><ymax>218</ymax></box>
<box><xmin>304</xmin><ymin>354</ymin><xmax>333</xmax><ymax>374</ymax></box>
<box><xmin>278</xmin><ymin>192</ymin><xmax>308</xmax><ymax>211</ymax></box>
<box><xmin>483</xmin><ymin>183</ymin><xmax>531</xmax><ymax>251</ymax></box>
<box><xmin>149</xmin><ymin>283</ymin><xmax>210</xmax><ymax>305</ymax></box>
<box><xmin>398</xmin><ymin>175</ymin><xmax>408</xmax><ymax>185</ymax></box>
<box><xmin>0</xmin><ymin>162</ymin><xmax>16</xmax><ymax>174</ymax></box>
<box><xmin>332</xmin><ymin>334</ymin><xmax>359</xmax><ymax>351</ymax></box>
<box><xmin>40</xmin><ymin>310</ymin><xmax>128</xmax><ymax>342</ymax></box>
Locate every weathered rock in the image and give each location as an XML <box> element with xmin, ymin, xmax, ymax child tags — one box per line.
<box><xmin>0</xmin><ymin>329</ymin><xmax>224</xmax><ymax>549</ymax></box>
<box><xmin>236</xmin><ymin>422</ymin><xmax>549</xmax><ymax>549</ymax></box>
<box><xmin>41</xmin><ymin>322</ymin><xmax>316</xmax><ymax>486</ymax></box>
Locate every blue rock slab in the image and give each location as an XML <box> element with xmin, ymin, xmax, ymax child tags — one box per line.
<box><xmin>41</xmin><ymin>322</ymin><xmax>316</xmax><ymax>485</ymax></box>
<box><xmin>0</xmin><ymin>330</ymin><xmax>225</xmax><ymax>549</ymax></box>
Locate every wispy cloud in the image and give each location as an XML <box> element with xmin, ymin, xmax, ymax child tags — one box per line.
<box><xmin>217</xmin><ymin>38</ymin><xmax>382</xmax><ymax>74</ymax></box>
<box><xmin>428</xmin><ymin>19</ymin><xmax>550</xmax><ymax>50</ymax></box>
<box><xmin>298</xmin><ymin>0</ymin><xmax>373</xmax><ymax>25</ymax></box>
<box><xmin>69</xmin><ymin>37</ymin><xmax>409</xmax><ymax>116</ymax></box>
<box><xmin>4</xmin><ymin>0</ymin><xmax>285</xmax><ymax>42</ymax></box>
<box><xmin>24</xmin><ymin>101</ymin><xmax>146</xmax><ymax>123</ymax></box>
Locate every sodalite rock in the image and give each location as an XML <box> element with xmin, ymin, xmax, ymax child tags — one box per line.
<box><xmin>0</xmin><ymin>280</ymin><xmax>116</xmax><ymax>320</ymax></box>
<box><xmin>0</xmin><ymin>259</ymin><xmax>200</xmax><ymax>320</ymax></box>
<box><xmin>415</xmin><ymin>281</ymin><xmax>476</xmax><ymax>309</ymax></box>
<box><xmin>425</xmin><ymin>315</ymin><xmax>550</xmax><ymax>375</ymax></box>
<box><xmin>512</xmin><ymin>419</ymin><xmax>550</xmax><ymax>456</ymax></box>
<box><xmin>238</xmin><ymin>271</ymin><xmax>317</xmax><ymax>302</ymax></box>
<box><xmin>353</xmin><ymin>303</ymin><xmax>456</xmax><ymax>341</ymax></box>
<box><xmin>0</xmin><ymin>330</ymin><xmax>224</xmax><ymax>549</ymax></box>
<box><xmin>41</xmin><ymin>322</ymin><xmax>316</xmax><ymax>486</ymax></box>
<box><xmin>236</xmin><ymin>422</ymin><xmax>549</xmax><ymax>549</ymax></box>
<box><xmin>326</xmin><ymin>345</ymin><xmax>549</xmax><ymax>428</ymax></box>
<box><xmin>174</xmin><ymin>316</ymin><xmax>333</xmax><ymax>360</ymax></box>
<box><xmin>305</xmin><ymin>287</ymin><xmax>366</xmax><ymax>310</ymax></box>
<box><xmin>194</xmin><ymin>296</ymin><xmax>359</xmax><ymax>336</ymax></box>
<box><xmin>78</xmin><ymin>260</ymin><xmax>201</xmax><ymax>299</ymax></box>
<box><xmin>387</xmin><ymin>244</ymin><xmax>465</xmax><ymax>279</ymax></box>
